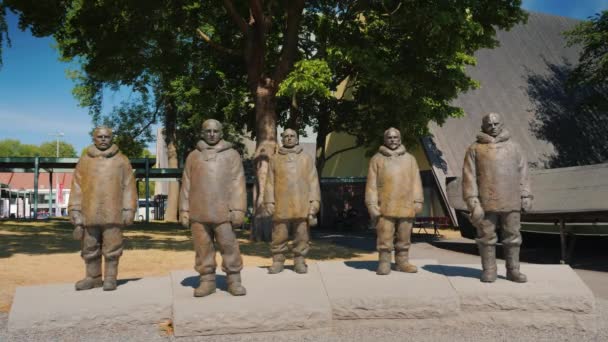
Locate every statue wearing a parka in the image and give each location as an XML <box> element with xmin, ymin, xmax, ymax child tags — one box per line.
<box><xmin>462</xmin><ymin>112</ymin><xmax>532</xmax><ymax>283</ymax></box>
<box><xmin>365</xmin><ymin>128</ymin><xmax>423</xmax><ymax>275</ymax></box>
<box><xmin>179</xmin><ymin>119</ymin><xmax>247</xmax><ymax>297</ymax></box>
<box><xmin>69</xmin><ymin>126</ymin><xmax>137</xmax><ymax>291</ymax></box>
<box><xmin>264</xmin><ymin>129</ymin><xmax>320</xmax><ymax>274</ymax></box>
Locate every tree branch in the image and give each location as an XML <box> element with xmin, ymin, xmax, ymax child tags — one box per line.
<box><xmin>131</xmin><ymin>96</ymin><xmax>163</xmax><ymax>139</ymax></box>
<box><xmin>249</xmin><ymin>0</ymin><xmax>265</xmax><ymax>26</ymax></box>
<box><xmin>196</xmin><ymin>28</ymin><xmax>240</xmax><ymax>56</ymax></box>
<box><xmin>324</xmin><ymin>143</ymin><xmax>363</xmax><ymax>163</ymax></box>
<box><xmin>222</xmin><ymin>0</ymin><xmax>248</xmax><ymax>34</ymax></box>
<box><xmin>272</xmin><ymin>0</ymin><xmax>305</xmax><ymax>83</ymax></box>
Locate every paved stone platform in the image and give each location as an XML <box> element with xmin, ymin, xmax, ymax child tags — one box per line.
<box><xmin>170</xmin><ymin>264</ymin><xmax>332</xmax><ymax>337</ymax></box>
<box><xmin>435</xmin><ymin>263</ymin><xmax>595</xmax><ymax>314</ymax></box>
<box><xmin>7</xmin><ymin>261</ymin><xmax>597</xmax><ymax>336</ymax></box>
<box><xmin>8</xmin><ymin>276</ymin><xmax>172</xmax><ymax>332</ymax></box>
<box><xmin>317</xmin><ymin>259</ymin><xmax>460</xmax><ymax>320</ymax></box>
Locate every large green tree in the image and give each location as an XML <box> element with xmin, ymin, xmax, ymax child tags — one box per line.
<box><xmin>565</xmin><ymin>10</ymin><xmax>608</xmax><ymax>111</ymax></box>
<box><xmin>1</xmin><ymin>1</ymin><xmax>528</xmax><ymax>224</ymax></box>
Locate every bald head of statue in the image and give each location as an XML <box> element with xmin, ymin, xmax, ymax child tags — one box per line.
<box><xmin>201</xmin><ymin>119</ymin><xmax>223</xmax><ymax>145</ymax></box>
<box><xmin>481</xmin><ymin>112</ymin><xmax>504</xmax><ymax>138</ymax></box>
<box><xmin>383</xmin><ymin>127</ymin><xmax>401</xmax><ymax>150</ymax></box>
<box><xmin>92</xmin><ymin>126</ymin><xmax>113</xmax><ymax>151</ymax></box>
<box><xmin>281</xmin><ymin>128</ymin><xmax>299</xmax><ymax>148</ymax></box>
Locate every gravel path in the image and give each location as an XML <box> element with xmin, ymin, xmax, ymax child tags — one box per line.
<box><xmin>2</xmin><ymin>298</ymin><xmax>607</xmax><ymax>342</ymax></box>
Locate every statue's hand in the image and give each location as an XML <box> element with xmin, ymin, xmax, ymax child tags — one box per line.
<box><xmin>230</xmin><ymin>210</ymin><xmax>245</xmax><ymax>228</ymax></box>
<box><xmin>265</xmin><ymin>203</ymin><xmax>275</xmax><ymax>216</ymax></box>
<box><xmin>466</xmin><ymin>197</ymin><xmax>480</xmax><ymax>212</ymax></box>
<box><xmin>122</xmin><ymin>209</ymin><xmax>134</xmax><ymax>226</ymax></box>
<box><xmin>180</xmin><ymin>211</ymin><xmax>190</xmax><ymax>229</ymax></box>
<box><xmin>308</xmin><ymin>201</ymin><xmax>320</xmax><ymax>216</ymax></box>
<box><xmin>368</xmin><ymin>205</ymin><xmax>381</xmax><ymax>220</ymax></box>
<box><xmin>72</xmin><ymin>225</ymin><xmax>84</xmax><ymax>240</ymax></box>
<box><xmin>70</xmin><ymin>211</ymin><xmax>83</xmax><ymax>226</ymax></box>
<box><xmin>521</xmin><ymin>197</ymin><xmax>533</xmax><ymax>212</ymax></box>
<box><xmin>414</xmin><ymin>202</ymin><xmax>423</xmax><ymax>214</ymax></box>
<box><xmin>308</xmin><ymin>214</ymin><xmax>318</xmax><ymax>227</ymax></box>
<box><xmin>470</xmin><ymin>205</ymin><xmax>485</xmax><ymax>224</ymax></box>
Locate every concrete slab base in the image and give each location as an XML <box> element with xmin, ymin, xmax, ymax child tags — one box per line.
<box><xmin>317</xmin><ymin>259</ymin><xmax>460</xmax><ymax>320</ymax></box>
<box><xmin>8</xmin><ymin>276</ymin><xmax>172</xmax><ymax>333</ymax></box>
<box><xmin>7</xmin><ymin>261</ymin><xmax>597</xmax><ymax>336</ymax></box>
<box><xmin>436</xmin><ymin>263</ymin><xmax>595</xmax><ymax>314</ymax></box>
<box><xmin>170</xmin><ymin>263</ymin><xmax>332</xmax><ymax>337</ymax></box>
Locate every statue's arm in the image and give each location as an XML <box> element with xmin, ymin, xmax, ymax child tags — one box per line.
<box><xmin>462</xmin><ymin>146</ymin><xmax>479</xmax><ymax>208</ymax></box>
<box><xmin>365</xmin><ymin>157</ymin><xmax>380</xmax><ymax>218</ymax></box>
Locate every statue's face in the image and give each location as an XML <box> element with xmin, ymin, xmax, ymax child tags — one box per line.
<box><xmin>93</xmin><ymin>128</ymin><xmax>113</xmax><ymax>151</ymax></box>
<box><xmin>202</xmin><ymin>121</ymin><xmax>223</xmax><ymax>145</ymax></box>
<box><xmin>482</xmin><ymin>114</ymin><xmax>503</xmax><ymax>137</ymax></box>
<box><xmin>281</xmin><ymin>129</ymin><xmax>298</xmax><ymax>148</ymax></box>
<box><xmin>384</xmin><ymin>130</ymin><xmax>401</xmax><ymax>150</ymax></box>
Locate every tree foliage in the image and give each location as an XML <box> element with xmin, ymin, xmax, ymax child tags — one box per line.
<box><xmin>2</xmin><ymin>0</ymin><xmax>528</xmax><ymax>160</ymax></box>
<box><xmin>0</xmin><ymin>139</ymin><xmax>77</xmax><ymax>157</ymax></box>
<box><xmin>565</xmin><ymin>10</ymin><xmax>608</xmax><ymax>111</ymax></box>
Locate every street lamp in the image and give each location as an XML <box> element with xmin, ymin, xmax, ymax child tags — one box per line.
<box><xmin>48</xmin><ymin>131</ymin><xmax>65</xmax><ymax>217</ymax></box>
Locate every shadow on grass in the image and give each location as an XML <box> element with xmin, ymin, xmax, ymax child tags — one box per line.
<box><xmin>0</xmin><ymin>220</ymin><xmax>373</xmax><ymax>261</ymax></box>
<box><xmin>0</xmin><ymin>219</ymin><xmax>191</xmax><ymax>258</ymax></box>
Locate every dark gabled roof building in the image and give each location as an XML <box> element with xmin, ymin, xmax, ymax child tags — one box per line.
<box><xmin>423</xmin><ymin>12</ymin><xmax>608</xmax><ymax>225</ymax></box>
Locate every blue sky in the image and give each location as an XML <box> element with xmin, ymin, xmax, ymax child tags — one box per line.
<box><xmin>0</xmin><ymin>1</ymin><xmax>607</xmax><ymax>153</ymax></box>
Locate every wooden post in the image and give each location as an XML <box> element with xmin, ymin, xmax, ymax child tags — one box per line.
<box><xmin>559</xmin><ymin>218</ymin><xmax>567</xmax><ymax>264</ymax></box>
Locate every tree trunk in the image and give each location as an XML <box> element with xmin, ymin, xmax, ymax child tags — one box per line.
<box><xmin>315</xmin><ymin>106</ymin><xmax>330</xmax><ymax>177</ymax></box>
<box><xmin>163</xmin><ymin>98</ymin><xmax>179</xmax><ymax>222</ymax></box>
<box><xmin>251</xmin><ymin>82</ymin><xmax>277</xmax><ymax>241</ymax></box>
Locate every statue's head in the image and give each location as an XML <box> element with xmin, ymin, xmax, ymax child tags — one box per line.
<box><xmin>383</xmin><ymin>127</ymin><xmax>401</xmax><ymax>150</ymax></box>
<box><xmin>281</xmin><ymin>128</ymin><xmax>299</xmax><ymax>148</ymax></box>
<box><xmin>201</xmin><ymin>119</ymin><xmax>223</xmax><ymax>146</ymax></box>
<box><xmin>92</xmin><ymin>126</ymin><xmax>113</xmax><ymax>151</ymax></box>
<box><xmin>481</xmin><ymin>112</ymin><xmax>504</xmax><ymax>138</ymax></box>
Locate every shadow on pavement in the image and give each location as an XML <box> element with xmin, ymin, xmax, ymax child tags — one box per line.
<box><xmin>180</xmin><ymin>275</ymin><xmax>228</xmax><ymax>291</ymax></box>
<box><xmin>422</xmin><ymin>264</ymin><xmax>506</xmax><ymax>280</ymax></box>
<box><xmin>343</xmin><ymin>260</ymin><xmax>377</xmax><ymax>272</ymax></box>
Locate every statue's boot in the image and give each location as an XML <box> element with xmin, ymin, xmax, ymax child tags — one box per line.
<box><xmin>394</xmin><ymin>251</ymin><xmax>418</xmax><ymax>273</ymax></box>
<box><xmin>294</xmin><ymin>256</ymin><xmax>308</xmax><ymax>274</ymax></box>
<box><xmin>194</xmin><ymin>274</ymin><xmax>216</xmax><ymax>297</ymax></box>
<box><xmin>75</xmin><ymin>259</ymin><xmax>103</xmax><ymax>291</ymax></box>
<box><xmin>268</xmin><ymin>254</ymin><xmax>285</xmax><ymax>274</ymax></box>
<box><xmin>479</xmin><ymin>245</ymin><xmax>497</xmax><ymax>283</ymax></box>
<box><xmin>376</xmin><ymin>251</ymin><xmax>392</xmax><ymax>275</ymax></box>
<box><xmin>505</xmin><ymin>246</ymin><xmax>527</xmax><ymax>283</ymax></box>
<box><xmin>227</xmin><ymin>273</ymin><xmax>247</xmax><ymax>296</ymax></box>
<box><xmin>103</xmin><ymin>259</ymin><xmax>119</xmax><ymax>291</ymax></box>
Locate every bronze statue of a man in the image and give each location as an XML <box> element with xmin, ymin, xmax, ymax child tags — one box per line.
<box><xmin>179</xmin><ymin>119</ymin><xmax>247</xmax><ymax>297</ymax></box>
<box><xmin>68</xmin><ymin>126</ymin><xmax>137</xmax><ymax>291</ymax></box>
<box><xmin>462</xmin><ymin>112</ymin><xmax>532</xmax><ymax>283</ymax></box>
<box><xmin>264</xmin><ymin>129</ymin><xmax>321</xmax><ymax>274</ymax></box>
<box><xmin>365</xmin><ymin>128</ymin><xmax>424</xmax><ymax>275</ymax></box>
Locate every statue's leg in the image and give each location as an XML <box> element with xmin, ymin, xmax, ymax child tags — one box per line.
<box><xmin>502</xmin><ymin>211</ymin><xmax>526</xmax><ymax>283</ymax></box>
<box><xmin>75</xmin><ymin>226</ymin><xmax>103</xmax><ymax>291</ymax></box>
<box><xmin>215</xmin><ymin>222</ymin><xmax>246</xmax><ymax>296</ymax></box>
<box><xmin>376</xmin><ymin>217</ymin><xmax>395</xmax><ymax>275</ymax></box>
<box><xmin>101</xmin><ymin>226</ymin><xmax>123</xmax><ymax>291</ymax></box>
<box><xmin>191</xmin><ymin>222</ymin><xmax>217</xmax><ymax>297</ymax></box>
<box><xmin>394</xmin><ymin>218</ymin><xmax>417</xmax><ymax>273</ymax></box>
<box><xmin>292</xmin><ymin>219</ymin><xmax>310</xmax><ymax>274</ymax></box>
<box><xmin>268</xmin><ymin>220</ymin><xmax>289</xmax><ymax>274</ymax></box>
<box><xmin>475</xmin><ymin>213</ymin><xmax>498</xmax><ymax>282</ymax></box>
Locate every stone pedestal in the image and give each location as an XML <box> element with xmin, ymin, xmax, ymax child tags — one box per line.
<box><xmin>170</xmin><ymin>264</ymin><xmax>332</xmax><ymax>337</ymax></box>
<box><xmin>8</xmin><ymin>276</ymin><xmax>172</xmax><ymax>332</ymax></box>
<box><xmin>317</xmin><ymin>259</ymin><xmax>460</xmax><ymax>320</ymax></box>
